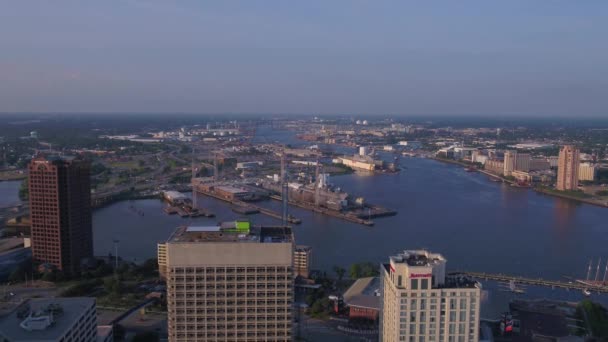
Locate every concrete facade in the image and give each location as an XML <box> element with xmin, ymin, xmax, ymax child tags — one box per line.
<box><xmin>380</xmin><ymin>250</ymin><xmax>481</xmax><ymax>342</ymax></box>
<box><xmin>578</xmin><ymin>163</ymin><xmax>596</xmax><ymax>181</ymax></box>
<box><xmin>28</xmin><ymin>156</ymin><xmax>93</xmax><ymax>274</ymax></box>
<box><xmin>164</xmin><ymin>224</ymin><xmax>294</xmax><ymax>342</ymax></box>
<box><xmin>557</xmin><ymin>145</ymin><xmax>580</xmax><ymax>191</ymax></box>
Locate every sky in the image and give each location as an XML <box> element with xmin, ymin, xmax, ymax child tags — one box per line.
<box><xmin>0</xmin><ymin>1</ymin><xmax>607</xmax><ymax>117</ymax></box>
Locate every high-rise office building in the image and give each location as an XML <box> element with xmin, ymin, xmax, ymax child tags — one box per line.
<box><xmin>503</xmin><ymin>151</ymin><xmax>516</xmax><ymax>176</ymax></box>
<box><xmin>28</xmin><ymin>156</ymin><xmax>92</xmax><ymax>274</ymax></box>
<box><xmin>380</xmin><ymin>250</ymin><xmax>481</xmax><ymax>342</ymax></box>
<box><xmin>556</xmin><ymin>145</ymin><xmax>580</xmax><ymax>191</ymax></box>
<box><xmin>164</xmin><ymin>221</ymin><xmax>294</xmax><ymax>342</ymax></box>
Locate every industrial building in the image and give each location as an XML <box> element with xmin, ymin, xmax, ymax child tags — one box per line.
<box><xmin>28</xmin><ymin>155</ymin><xmax>93</xmax><ymax>274</ymax></box>
<box><xmin>162</xmin><ymin>221</ymin><xmax>294</xmax><ymax>341</ymax></box>
<box><xmin>338</xmin><ymin>155</ymin><xmax>377</xmax><ymax>171</ymax></box>
<box><xmin>0</xmin><ymin>297</ymin><xmax>110</xmax><ymax>342</ymax></box>
<box><xmin>380</xmin><ymin>250</ymin><xmax>481</xmax><ymax>342</ymax></box>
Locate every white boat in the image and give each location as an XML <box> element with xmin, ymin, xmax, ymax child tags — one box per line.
<box><xmin>583</xmin><ymin>289</ymin><xmax>592</xmax><ymax>297</ymax></box>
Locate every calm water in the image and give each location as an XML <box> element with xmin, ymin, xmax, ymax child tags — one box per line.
<box><xmin>90</xmin><ymin>156</ymin><xmax>608</xmax><ymax>316</ymax></box>
<box><xmin>0</xmin><ymin>181</ymin><xmax>21</xmax><ymax>208</ymax></box>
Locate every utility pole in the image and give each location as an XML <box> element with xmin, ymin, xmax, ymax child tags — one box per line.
<box><xmin>191</xmin><ymin>146</ymin><xmax>197</xmax><ymax>208</ymax></box>
<box><xmin>314</xmin><ymin>157</ymin><xmax>321</xmax><ymax>207</ymax></box>
<box><xmin>113</xmin><ymin>239</ymin><xmax>120</xmax><ymax>273</ymax></box>
<box><xmin>213</xmin><ymin>153</ymin><xmax>218</xmax><ymax>181</ymax></box>
<box><xmin>281</xmin><ymin>150</ymin><xmax>288</xmax><ymax>225</ymax></box>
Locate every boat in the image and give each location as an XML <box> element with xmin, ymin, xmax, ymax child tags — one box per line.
<box><xmin>464</xmin><ymin>167</ymin><xmax>476</xmax><ymax>172</ymax></box>
<box><xmin>583</xmin><ymin>289</ymin><xmax>592</xmax><ymax>297</ymax></box>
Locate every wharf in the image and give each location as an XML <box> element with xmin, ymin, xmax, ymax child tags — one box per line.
<box><xmin>165</xmin><ymin>205</ymin><xmax>214</xmax><ymax>218</ymax></box>
<box><xmin>194</xmin><ymin>186</ymin><xmax>301</xmax><ymax>224</ymax></box>
<box><xmin>269</xmin><ymin>195</ymin><xmax>374</xmax><ymax>226</ymax></box>
<box><xmin>232</xmin><ymin>206</ymin><xmax>260</xmax><ymax>215</ymax></box>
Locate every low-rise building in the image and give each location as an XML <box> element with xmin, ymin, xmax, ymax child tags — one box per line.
<box><xmin>578</xmin><ymin>163</ymin><xmax>597</xmax><ymax>181</ymax></box>
<box><xmin>343</xmin><ymin>277</ymin><xmax>381</xmax><ymax>322</ymax></box>
<box><xmin>0</xmin><ymin>238</ymin><xmax>32</xmax><ymax>281</ymax></box>
<box><xmin>485</xmin><ymin>159</ymin><xmax>504</xmax><ymax>175</ymax></box>
<box><xmin>0</xmin><ymin>297</ymin><xmax>109</xmax><ymax>342</ymax></box>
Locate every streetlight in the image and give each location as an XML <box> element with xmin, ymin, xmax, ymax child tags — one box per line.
<box><xmin>112</xmin><ymin>239</ymin><xmax>120</xmax><ymax>271</ymax></box>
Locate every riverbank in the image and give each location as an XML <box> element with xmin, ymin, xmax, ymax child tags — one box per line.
<box><xmin>534</xmin><ymin>187</ymin><xmax>608</xmax><ymax>208</ymax></box>
<box><xmin>431</xmin><ymin>156</ymin><xmax>608</xmax><ymax>207</ymax></box>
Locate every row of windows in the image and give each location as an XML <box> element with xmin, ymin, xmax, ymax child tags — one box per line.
<box><xmin>171</xmin><ymin>266</ymin><xmax>291</xmax><ymax>273</ymax></box>
<box><xmin>400</xmin><ymin>291</ymin><xmax>477</xmax><ymax>298</ymax></box>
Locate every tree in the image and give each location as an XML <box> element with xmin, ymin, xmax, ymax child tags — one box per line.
<box><xmin>333</xmin><ymin>266</ymin><xmax>346</xmax><ymax>281</ymax></box>
<box><xmin>104</xmin><ymin>277</ymin><xmax>123</xmax><ymax>295</ymax></box>
<box><xmin>349</xmin><ymin>263</ymin><xmax>361</xmax><ymax>279</ymax></box>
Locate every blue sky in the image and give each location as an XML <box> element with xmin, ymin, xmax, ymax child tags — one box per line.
<box><xmin>0</xmin><ymin>1</ymin><xmax>606</xmax><ymax>116</ymax></box>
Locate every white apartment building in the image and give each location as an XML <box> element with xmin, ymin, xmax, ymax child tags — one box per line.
<box><xmin>380</xmin><ymin>250</ymin><xmax>481</xmax><ymax>342</ymax></box>
<box><xmin>164</xmin><ymin>221</ymin><xmax>294</xmax><ymax>342</ymax></box>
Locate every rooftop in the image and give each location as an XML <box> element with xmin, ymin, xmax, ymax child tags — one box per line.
<box><xmin>343</xmin><ymin>277</ymin><xmax>381</xmax><ymax>310</ymax></box>
<box><xmin>0</xmin><ymin>298</ymin><xmax>95</xmax><ymax>341</ymax></box>
<box><xmin>167</xmin><ymin>221</ymin><xmax>292</xmax><ymax>244</ymax></box>
<box><xmin>391</xmin><ymin>249</ymin><xmax>446</xmax><ymax>267</ymax></box>
<box><xmin>0</xmin><ymin>237</ymin><xmax>26</xmax><ymax>254</ymax></box>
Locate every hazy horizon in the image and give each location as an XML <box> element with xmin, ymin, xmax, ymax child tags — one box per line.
<box><xmin>1</xmin><ymin>1</ymin><xmax>607</xmax><ymax>117</ymax></box>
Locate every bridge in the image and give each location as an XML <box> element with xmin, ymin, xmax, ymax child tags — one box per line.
<box><xmin>451</xmin><ymin>271</ymin><xmax>608</xmax><ymax>294</ymax></box>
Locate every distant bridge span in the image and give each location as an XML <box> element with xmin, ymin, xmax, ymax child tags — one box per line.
<box><xmin>451</xmin><ymin>271</ymin><xmax>608</xmax><ymax>293</ymax></box>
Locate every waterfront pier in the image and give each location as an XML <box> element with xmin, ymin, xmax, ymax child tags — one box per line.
<box><xmin>452</xmin><ymin>271</ymin><xmax>608</xmax><ymax>294</ymax></box>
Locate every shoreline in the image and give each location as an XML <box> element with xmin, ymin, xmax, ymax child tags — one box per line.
<box><xmin>429</xmin><ymin>155</ymin><xmax>607</xmax><ymax>208</ymax></box>
<box><xmin>533</xmin><ymin>187</ymin><xmax>608</xmax><ymax>208</ymax></box>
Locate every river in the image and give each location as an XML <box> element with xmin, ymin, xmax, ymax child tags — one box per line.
<box><xmin>7</xmin><ymin>126</ymin><xmax>608</xmax><ymax>316</ymax></box>
<box><xmin>0</xmin><ymin>180</ymin><xmax>21</xmax><ymax>208</ymax></box>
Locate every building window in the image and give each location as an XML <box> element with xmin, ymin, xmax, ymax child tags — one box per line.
<box><xmin>411</xmin><ymin>279</ymin><xmax>418</xmax><ymax>290</ymax></box>
<box><xmin>421</xmin><ymin>279</ymin><xmax>429</xmax><ymax>290</ymax></box>
<box><xmin>398</xmin><ymin>275</ymin><xmax>402</xmax><ymax>287</ymax></box>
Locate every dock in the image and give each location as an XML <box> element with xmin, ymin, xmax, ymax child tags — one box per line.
<box><xmin>194</xmin><ymin>186</ymin><xmax>301</xmax><ymax>224</ymax></box>
<box><xmin>232</xmin><ymin>206</ymin><xmax>260</xmax><ymax>215</ymax></box>
<box><xmin>452</xmin><ymin>271</ymin><xmax>608</xmax><ymax>294</ymax></box>
<box><xmin>269</xmin><ymin>195</ymin><xmax>374</xmax><ymax>226</ymax></box>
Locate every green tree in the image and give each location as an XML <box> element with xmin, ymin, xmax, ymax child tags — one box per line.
<box><xmin>18</xmin><ymin>179</ymin><xmax>29</xmax><ymax>201</ymax></box>
<box><xmin>104</xmin><ymin>277</ymin><xmax>123</xmax><ymax>295</ymax></box>
<box><xmin>349</xmin><ymin>263</ymin><xmax>361</xmax><ymax>279</ymax></box>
